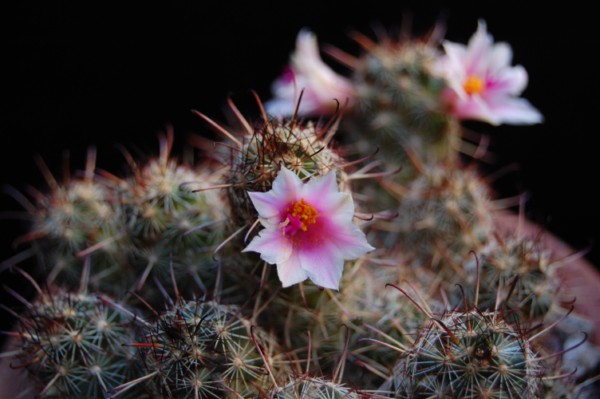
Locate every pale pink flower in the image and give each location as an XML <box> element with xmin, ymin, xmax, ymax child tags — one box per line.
<box><xmin>242</xmin><ymin>167</ymin><xmax>374</xmax><ymax>290</ymax></box>
<box><xmin>437</xmin><ymin>20</ymin><xmax>543</xmax><ymax>125</ymax></box>
<box><xmin>265</xmin><ymin>29</ymin><xmax>355</xmax><ymax>117</ymax></box>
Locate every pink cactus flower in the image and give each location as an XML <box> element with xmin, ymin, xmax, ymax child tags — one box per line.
<box><xmin>242</xmin><ymin>167</ymin><xmax>374</xmax><ymax>290</ymax></box>
<box><xmin>265</xmin><ymin>29</ymin><xmax>355</xmax><ymax>117</ymax></box>
<box><xmin>437</xmin><ymin>20</ymin><xmax>543</xmax><ymax>125</ymax></box>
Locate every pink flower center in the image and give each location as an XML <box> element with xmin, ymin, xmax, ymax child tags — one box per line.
<box><xmin>463</xmin><ymin>75</ymin><xmax>485</xmax><ymax>95</ymax></box>
<box><xmin>282</xmin><ymin>198</ymin><xmax>319</xmax><ymax>236</ymax></box>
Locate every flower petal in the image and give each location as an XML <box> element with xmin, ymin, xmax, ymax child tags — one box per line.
<box><xmin>248</xmin><ymin>191</ymin><xmax>283</xmax><ymax>223</ymax></box>
<box><xmin>248</xmin><ymin>166</ymin><xmax>304</xmax><ymax>226</ymax></box>
<box><xmin>442</xmin><ymin>41</ymin><xmax>468</xmax><ymax>69</ymax></box>
<box><xmin>299</xmin><ymin>171</ymin><xmax>359</xmax><ymax>225</ymax></box>
<box><xmin>487</xmin><ymin>42</ymin><xmax>513</xmax><ymax>73</ymax></box>
<box><xmin>301</xmin><ymin>170</ymin><xmax>340</xmax><ymax>204</ymax></box>
<box><xmin>326</xmin><ymin>221</ymin><xmax>375</xmax><ymax>259</ymax></box>
<box><xmin>447</xmin><ymin>92</ymin><xmax>499</xmax><ymax>125</ymax></box>
<box><xmin>277</xmin><ymin>252</ymin><xmax>308</xmax><ymax>288</ymax></box>
<box><xmin>324</xmin><ymin>192</ymin><xmax>356</xmax><ymax>224</ymax></box>
<box><xmin>273</xmin><ymin>165</ymin><xmax>304</xmax><ymax>197</ymax></box>
<box><xmin>242</xmin><ymin>228</ymin><xmax>293</xmax><ymax>265</ymax></box>
<box><xmin>299</xmin><ymin>244</ymin><xmax>344</xmax><ymax>290</ymax></box>
<box><xmin>488</xmin><ymin>65</ymin><xmax>528</xmax><ymax>95</ymax></box>
<box><xmin>486</xmin><ymin>96</ymin><xmax>544</xmax><ymax>125</ymax></box>
<box><xmin>465</xmin><ymin>20</ymin><xmax>493</xmax><ymax>75</ymax></box>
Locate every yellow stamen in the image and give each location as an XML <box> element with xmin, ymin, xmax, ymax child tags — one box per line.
<box><xmin>463</xmin><ymin>75</ymin><xmax>485</xmax><ymax>95</ymax></box>
<box><xmin>287</xmin><ymin>198</ymin><xmax>318</xmax><ymax>232</ymax></box>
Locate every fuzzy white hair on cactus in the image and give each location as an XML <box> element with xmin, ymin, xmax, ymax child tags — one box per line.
<box><xmin>265</xmin><ymin>28</ymin><xmax>355</xmax><ymax>117</ymax></box>
<box><xmin>242</xmin><ymin>166</ymin><xmax>374</xmax><ymax>290</ymax></box>
<box><xmin>437</xmin><ymin>19</ymin><xmax>543</xmax><ymax>125</ymax></box>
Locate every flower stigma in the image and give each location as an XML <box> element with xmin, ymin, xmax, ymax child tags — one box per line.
<box><xmin>281</xmin><ymin>198</ymin><xmax>318</xmax><ymax>236</ymax></box>
<box><xmin>463</xmin><ymin>75</ymin><xmax>485</xmax><ymax>95</ymax></box>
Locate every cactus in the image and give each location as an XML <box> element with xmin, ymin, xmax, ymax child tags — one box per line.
<box><xmin>265</xmin><ymin>332</ymin><xmax>369</xmax><ymax>399</ymax></box>
<box><xmin>269</xmin><ymin>376</ymin><xmax>362</xmax><ymax>399</ymax></box>
<box><xmin>114</xmin><ymin>131</ymin><xmax>228</xmax><ymax>300</ymax></box>
<box><xmin>196</xmin><ymin>103</ymin><xmax>375</xmax><ymax>351</ymax></box>
<box><xmin>462</xmin><ymin>235</ymin><xmax>561</xmax><ymax>322</ymax></box>
<box><xmin>6</xmin><ymin>275</ymin><xmax>142</xmax><ymax>398</ymax></box>
<box><xmin>19</xmin><ymin>149</ymin><xmax>127</xmax><ymax>288</ymax></box>
<box><xmin>12</xmin><ymin>130</ymin><xmax>228</xmax><ymax>304</ymax></box>
<box><xmin>373</xmin><ymin>278</ymin><xmax>585</xmax><ymax>399</ymax></box>
<box><xmin>385</xmin><ymin>161</ymin><xmax>495</xmax><ymax>274</ymax></box>
<box><xmin>380</xmin><ymin>307</ymin><xmax>544</xmax><ymax>398</ymax></box>
<box><xmin>2</xmin><ymin>15</ymin><xmax>600</xmax><ymax>399</ymax></box>
<box><xmin>114</xmin><ymin>297</ymin><xmax>284</xmax><ymax>398</ymax></box>
<box><xmin>343</xmin><ymin>28</ymin><xmax>462</xmax><ymax>179</ymax></box>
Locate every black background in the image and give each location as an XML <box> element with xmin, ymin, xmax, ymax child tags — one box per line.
<box><xmin>2</xmin><ymin>2</ymin><xmax>599</xmax><ymax>338</ymax></box>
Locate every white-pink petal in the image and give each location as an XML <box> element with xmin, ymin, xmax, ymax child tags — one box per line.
<box><xmin>270</xmin><ymin>166</ymin><xmax>303</xmax><ymax>201</ymax></box>
<box><xmin>321</xmin><ymin>193</ymin><xmax>356</xmax><ymax>225</ymax></box>
<box><xmin>300</xmin><ymin>172</ymin><xmax>352</xmax><ymax>216</ymax></box>
<box><xmin>444</xmin><ymin>91</ymin><xmax>498</xmax><ymax>124</ymax></box>
<box><xmin>299</xmin><ymin>245</ymin><xmax>344</xmax><ymax>290</ymax></box>
<box><xmin>486</xmin><ymin>97</ymin><xmax>544</xmax><ymax>125</ymax></box>
<box><xmin>247</xmin><ymin>166</ymin><xmax>304</xmax><ymax>227</ymax></box>
<box><xmin>488</xmin><ymin>65</ymin><xmax>528</xmax><ymax>95</ymax></box>
<box><xmin>442</xmin><ymin>41</ymin><xmax>468</xmax><ymax>67</ymax></box>
<box><xmin>277</xmin><ymin>252</ymin><xmax>309</xmax><ymax>288</ymax></box>
<box><xmin>487</xmin><ymin>42</ymin><xmax>513</xmax><ymax>73</ymax></box>
<box><xmin>248</xmin><ymin>191</ymin><xmax>283</xmax><ymax>224</ymax></box>
<box><xmin>327</xmin><ymin>222</ymin><xmax>375</xmax><ymax>259</ymax></box>
<box><xmin>242</xmin><ymin>228</ymin><xmax>293</xmax><ymax>265</ymax></box>
<box><xmin>464</xmin><ymin>20</ymin><xmax>493</xmax><ymax>73</ymax></box>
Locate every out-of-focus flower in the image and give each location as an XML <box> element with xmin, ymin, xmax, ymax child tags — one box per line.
<box><xmin>436</xmin><ymin>20</ymin><xmax>543</xmax><ymax>125</ymax></box>
<box><xmin>265</xmin><ymin>29</ymin><xmax>355</xmax><ymax>117</ymax></box>
<box><xmin>242</xmin><ymin>167</ymin><xmax>373</xmax><ymax>290</ymax></box>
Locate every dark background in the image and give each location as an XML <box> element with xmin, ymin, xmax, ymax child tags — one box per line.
<box><xmin>1</xmin><ymin>2</ymin><xmax>599</xmax><ymax>339</ymax></box>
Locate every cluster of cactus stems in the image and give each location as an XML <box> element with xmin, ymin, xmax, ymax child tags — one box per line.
<box><xmin>2</xmin><ymin>18</ymin><xmax>600</xmax><ymax>399</ymax></box>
